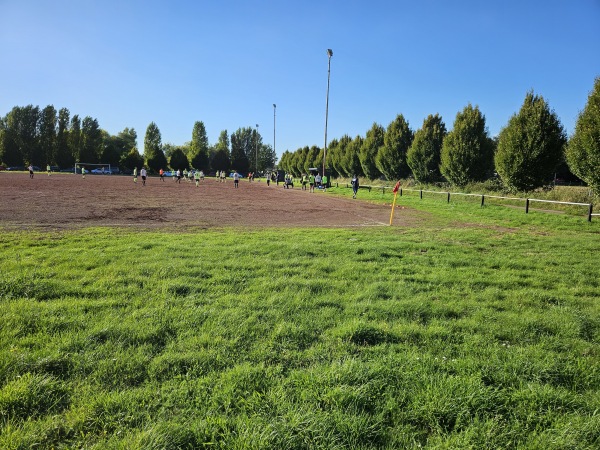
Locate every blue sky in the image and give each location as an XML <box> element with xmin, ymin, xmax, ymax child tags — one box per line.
<box><xmin>1</xmin><ymin>0</ymin><xmax>599</xmax><ymax>160</ymax></box>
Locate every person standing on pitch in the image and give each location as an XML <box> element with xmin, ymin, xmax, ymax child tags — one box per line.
<box><xmin>159</xmin><ymin>168</ymin><xmax>165</xmax><ymax>181</ymax></box>
<box><xmin>351</xmin><ymin>174</ymin><xmax>359</xmax><ymax>199</ymax></box>
<box><xmin>322</xmin><ymin>174</ymin><xmax>328</xmax><ymax>192</ymax></box>
<box><xmin>176</xmin><ymin>169</ymin><xmax>181</xmax><ymax>184</ymax></box>
<box><xmin>194</xmin><ymin>170</ymin><xmax>200</xmax><ymax>187</ymax></box>
<box><xmin>47</xmin><ymin>164</ymin><xmax>51</xmax><ymax>176</ymax></box>
<box><xmin>140</xmin><ymin>167</ymin><xmax>147</xmax><ymax>186</ymax></box>
<box><xmin>133</xmin><ymin>167</ymin><xmax>138</xmax><ymax>183</ymax></box>
<box><xmin>81</xmin><ymin>167</ymin><xmax>86</xmax><ymax>179</ymax></box>
<box><xmin>308</xmin><ymin>172</ymin><xmax>315</xmax><ymax>192</ymax></box>
<box><xmin>28</xmin><ymin>164</ymin><xmax>34</xmax><ymax>178</ymax></box>
<box><xmin>233</xmin><ymin>170</ymin><xmax>240</xmax><ymax>188</ymax></box>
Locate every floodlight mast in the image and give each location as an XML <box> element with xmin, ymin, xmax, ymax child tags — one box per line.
<box><xmin>273</xmin><ymin>104</ymin><xmax>276</xmax><ymax>160</ymax></box>
<box><xmin>255</xmin><ymin>124</ymin><xmax>259</xmax><ymax>175</ymax></box>
<box><xmin>323</xmin><ymin>49</ymin><xmax>333</xmax><ymax>182</ymax></box>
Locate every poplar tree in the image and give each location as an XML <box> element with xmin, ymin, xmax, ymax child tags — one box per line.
<box><xmin>359</xmin><ymin>123</ymin><xmax>384</xmax><ymax>179</ymax></box>
<box><xmin>230</xmin><ymin>127</ymin><xmax>252</xmax><ymax>173</ymax></box>
<box><xmin>440</xmin><ymin>104</ymin><xmax>494</xmax><ymax>186</ymax></box>
<box><xmin>211</xmin><ymin>130</ymin><xmax>231</xmax><ymax>172</ymax></box>
<box><xmin>69</xmin><ymin>115</ymin><xmax>82</xmax><ymax>163</ymax></box>
<box><xmin>144</xmin><ymin>122</ymin><xmax>167</xmax><ymax>172</ymax></box>
<box><xmin>566</xmin><ymin>77</ymin><xmax>600</xmax><ymax>196</ymax></box>
<box><xmin>55</xmin><ymin>108</ymin><xmax>72</xmax><ymax>168</ymax></box>
<box><xmin>407</xmin><ymin>114</ymin><xmax>446</xmax><ymax>183</ymax></box>
<box><xmin>331</xmin><ymin>135</ymin><xmax>352</xmax><ymax>177</ymax></box>
<box><xmin>190</xmin><ymin>121</ymin><xmax>210</xmax><ymax>170</ymax></box>
<box><xmin>80</xmin><ymin>116</ymin><xmax>102</xmax><ymax>163</ymax></box>
<box><xmin>304</xmin><ymin>145</ymin><xmax>320</xmax><ymax>173</ymax></box>
<box><xmin>343</xmin><ymin>135</ymin><xmax>364</xmax><ymax>178</ymax></box>
<box><xmin>376</xmin><ymin>114</ymin><xmax>413</xmax><ymax>181</ymax></box>
<box><xmin>39</xmin><ymin>105</ymin><xmax>57</xmax><ymax>165</ymax></box>
<box><xmin>496</xmin><ymin>91</ymin><xmax>566</xmax><ymax>191</ymax></box>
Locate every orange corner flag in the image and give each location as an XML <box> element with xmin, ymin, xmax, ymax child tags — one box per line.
<box><xmin>389</xmin><ymin>181</ymin><xmax>401</xmax><ymax>225</ymax></box>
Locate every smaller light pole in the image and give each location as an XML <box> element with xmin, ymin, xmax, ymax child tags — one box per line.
<box><xmin>324</xmin><ymin>48</ymin><xmax>333</xmax><ymax>183</ymax></box>
<box><xmin>255</xmin><ymin>124</ymin><xmax>259</xmax><ymax>175</ymax></box>
<box><xmin>273</xmin><ymin>104</ymin><xmax>276</xmax><ymax>160</ymax></box>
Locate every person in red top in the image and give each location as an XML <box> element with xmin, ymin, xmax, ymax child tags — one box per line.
<box><xmin>159</xmin><ymin>168</ymin><xmax>165</xmax><ymax>181</ymax></box>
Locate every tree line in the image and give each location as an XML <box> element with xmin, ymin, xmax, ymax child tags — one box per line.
<box><xmin>2</xmin><ymin>78</ymin><xmax>598</xmax><ymax>195</ymax></box>
<box><xmin>0</xmin><ymin>106</ymin><xmax>277</xmax><ymax>174</ymax></box>
<box><xmin>278</xmin><ymin>78</ymin><xmax>600</xmax><ymax>196</ymax></box>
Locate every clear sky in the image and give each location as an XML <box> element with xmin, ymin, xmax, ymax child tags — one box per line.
<box><xmin>1</xmin><ymin>0</ymin><xmax>599</xmax><ymax>160</ymax></box>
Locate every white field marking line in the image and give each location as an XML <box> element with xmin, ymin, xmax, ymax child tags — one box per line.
<box><xmin>350</xmin><ymin>212</ymin><xmax>388</xmax><ymax>227</ymax></box>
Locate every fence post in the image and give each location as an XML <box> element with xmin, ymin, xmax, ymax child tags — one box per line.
<box><xmin>382</xmin><ymin>187</ymin><xmax>385</xmax><ymax>194</ymax></box>
<box><xmin>526</xmin><ymin>198</ymin><xmax>529</xmax><ymax>214</ymax></box>
<box><xmin>481</xmin><ymin>195</ymin><xmax>485</xmax><ymax>207</ymax></box>
<box><xmin>447</xmin><ymin>192</ymin><xmax>450</xmax><ymax>203</ymax></box>
<box><xmin>588</xmin><ymin>203</ymin><xmax>593</xmax><ymax>222</ymax></box>
<box><xmin>420</xmin><ymin>190</ymin><xmax>423</xmax><ymax>199</ymax></box>
<box><xmin>400</xmin><ymin>188</ymin><xmax>403</xmax><ymax>196</ymax></box>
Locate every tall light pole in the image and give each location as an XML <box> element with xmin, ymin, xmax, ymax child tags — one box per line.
<box><xmin>273</xmin><ymin>104</ymin><xmax>276</xmax><ymax>162</ymax></box>
<box><xmin>255</xmin><ymin>124</ymin><xmax>259</xmax><ymax>175</ymax></box>
<box><xmin>324</xmin><ymin>48</ymin><xmax>333</xmax><ymax>183</ymax></box>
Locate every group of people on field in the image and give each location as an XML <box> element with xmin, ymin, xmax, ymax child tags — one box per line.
<box><xmin>298</xmin><ymin>172</ymin><xmax>329</xmax><ymax>193</ymax></box>
<box><xmin>24</xmin><ymin>165</ymin><xmax>361</xmax><ymax>198</ymax></box>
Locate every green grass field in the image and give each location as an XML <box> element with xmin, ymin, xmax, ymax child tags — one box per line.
<box><xmin>1</xmin><ymin>193</ymin><xmax>599</xmax><ymax>449</ymax></box>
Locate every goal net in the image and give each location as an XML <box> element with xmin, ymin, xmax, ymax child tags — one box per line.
<box><xmin>75</xmin><ymin>163</ymin><xmax>111</xmax><ymax>174</ymax></box>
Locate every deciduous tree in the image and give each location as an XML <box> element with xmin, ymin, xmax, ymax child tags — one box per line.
<box><xmin>122</xmin><ymin>147</ymin><xmax>145</xmax><ymax>171</ymax></box>
<box><xmin>343</xmin><ymin>135</ymin><xmax>364</xmax><ymax>178</ymax></box>
<box><xmin>566</xmin><ymin>77</ymin><xmax>600</xmax><ymax>196</ymax></box>
<box><xmin>69</xmin><ymin>115</ymin><xmax>82</xmax><ymax>163</ymax></box>
<box><xmin>407</xmin><ymin>114</ymin><xmax>446</xmax><ymax>183</ymax></box>
<box><xmin>230</xmin><ymin>127</ymin><xmax>252</xmax><ymax>173</ymax></box>
<box><xmin>496</xmin><ymin>91</ymin><xmax>566</xmax><ymax>191</ymax></box>
<box><xmin>39</xmin><ymin>105</ymin><xmax>57</xmax><ymax>165</ymax></box>
<box><xmin>376</xmin><ymin>114</ymin><xmax>413</xmax><ymax>181</ymax></box>
<box><xmin>169</xmin><ymin>148</ymin><xmax>189</xmax><ymax>171</ymax></box>
<box><xmin>359</xmin><ymin>123</ymin><xmax>384</xmax><ymax>180</ymax></box>
<box><xmin>55</xmin><ymin>108</ymin><xmax>72</xmax><ymax>168</ymax></box>
<box><xmin>80</xmin><ymin>116</ymin><xmax>102</xmax><ymax>163</ymax></box>
<box><xmin>190</xmin><ymin>121</ymin><xmax>210</xmax><ymax>171</ymax></box>
<box><xmin>440</xmin><ymin>104</ymin><xmax>494</xmax><ymax>186</ymax></box>
<box><xmin>144</xmin><ymin>122</ymin><xmax>167</xmax><ymax>172</ymax></box>
<box><xmin>211</xmin><ymin>130</ymin><xmax>231</xmax><ymax>172</ymax></box>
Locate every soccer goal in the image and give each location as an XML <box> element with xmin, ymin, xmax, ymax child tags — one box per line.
<box><xmin>75</xmin><ymin>163</ymin><xmax>111</xmax><ymax>174</ymax></box>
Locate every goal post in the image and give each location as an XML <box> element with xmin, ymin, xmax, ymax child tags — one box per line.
<box><xmin>75</xmin><ymin>163</ymin><xmax>112</xmax><ymax>174</ymax></box>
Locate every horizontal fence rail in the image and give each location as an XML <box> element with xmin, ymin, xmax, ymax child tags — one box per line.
<box><xmin>342</xmin><ymin>185</ymin><xmax>595</xmax><ymax>222</ymax></box>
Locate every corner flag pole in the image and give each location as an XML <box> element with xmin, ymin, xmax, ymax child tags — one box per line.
<box><xmin>389</xmin><ymin>181</ymin><xmax>401</xmax><ymax>225</ymax></box>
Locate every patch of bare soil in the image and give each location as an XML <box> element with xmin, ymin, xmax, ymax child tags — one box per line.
<box><xmin>0</xmin><ymin>173</ymin><xmax>424</xmax><ymax>230</ymax></box>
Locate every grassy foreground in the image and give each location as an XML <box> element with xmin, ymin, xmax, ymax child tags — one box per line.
<box><xmin>1</xmin><ymin>200</ymin><xmax>599</xmax><ymax>449</ymax></box>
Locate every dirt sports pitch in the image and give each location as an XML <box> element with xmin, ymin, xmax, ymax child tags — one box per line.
<box><xmin>0</xmin><ymin>172</ymin><xmax>421</xmax><ymax>229</ymax></box>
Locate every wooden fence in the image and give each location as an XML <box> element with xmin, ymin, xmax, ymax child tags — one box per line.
<box><xmin>342</xmin><ymin>184</ymin><xmax>595</xmax><ymax>222</ymax></box>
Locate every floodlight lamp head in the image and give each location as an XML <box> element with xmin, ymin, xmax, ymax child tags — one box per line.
<box><xmin>327</xmin><ymin>49</ymin><xmax>333</xmax><ymax>57</ymax></box>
